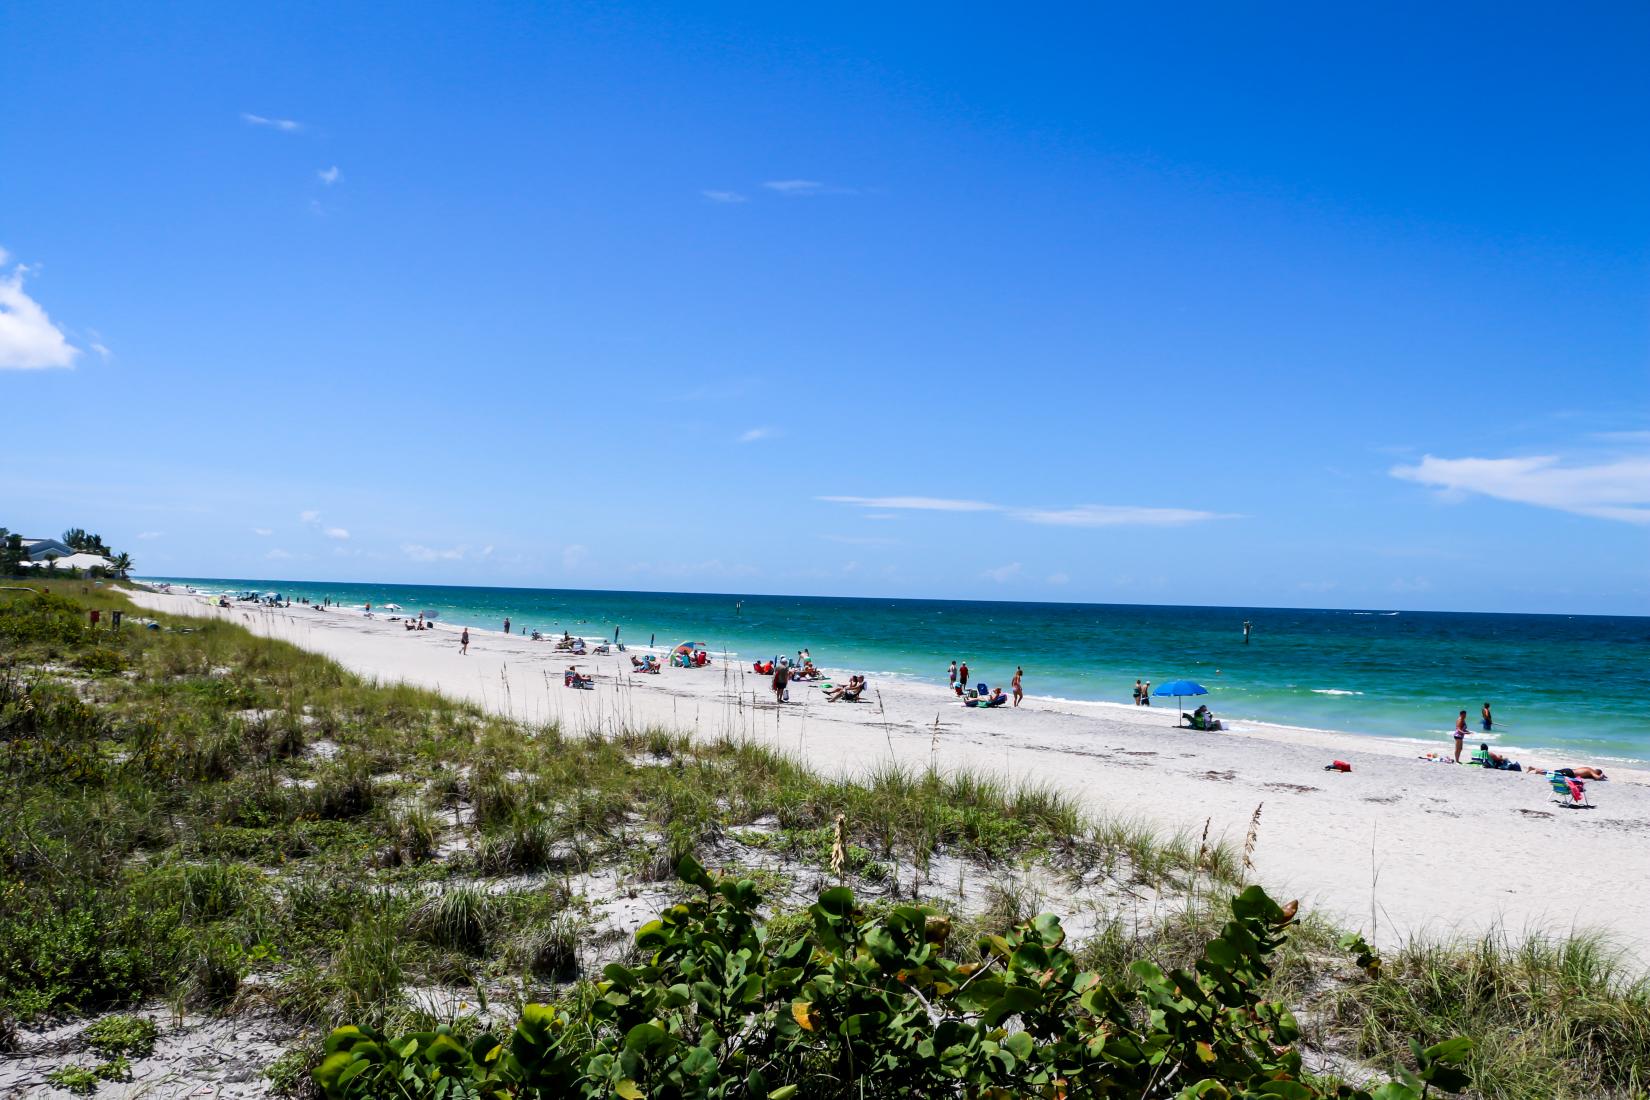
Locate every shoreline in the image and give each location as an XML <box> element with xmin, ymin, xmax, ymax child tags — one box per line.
<box><xmin>129</xmin><ymin>585</ymin><xmax>1650</xmax><ymax>963</ymax></box>
<box><xmin>135</xmin><ymin>578</ymin><xmax>1647</xmax><ymax>768</ymax></box>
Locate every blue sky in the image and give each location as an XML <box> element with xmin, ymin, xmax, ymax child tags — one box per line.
<box><xmin>3</xmin><ymin>2</ymin><xmax>1647</xmax><ymax>614</ymax></box>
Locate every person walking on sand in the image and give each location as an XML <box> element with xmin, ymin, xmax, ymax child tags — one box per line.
<box><xmin>1142</xmin><ymin>680</ymin><xmax>1152</xmax><ymax>706</ymax></box>
<box><xmin>1453</xmin><ymin>709</ymin><xmax>1468</xmax><ymax>762</ymax></box>
<box><xmin>772</xmin><ymin>660</ymin><xmax>790</xmax><ymax>705</ymax></box>
<box><xmin>460</xmin><ymin>628</ymin><xmax>470</xmax><ymax>656</ymax></box>
<box><xmin>959</xmin><ymin>661</ymin><xmax>970</xmax><ymax>691</ymax></box>
<box><xmin>1012</xmin><ymin>666</ymin><xmax>1024</xmax><ymax>707</ymax></box>
<box><xmin>948</xmin><ymin>660</ymin><xmax>958</xmax><ymax>690</ymax></box>
<box><xmin>1481</xmin><ymin>702</ymin><xmax>1493</xmax><ymax>732</ymax></box>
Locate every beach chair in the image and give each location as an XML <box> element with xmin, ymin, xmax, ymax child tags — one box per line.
<box><xmin>1549</xmin><ymin>773</ymin><xmax>1592</xmax><ymax>809</ymax></box>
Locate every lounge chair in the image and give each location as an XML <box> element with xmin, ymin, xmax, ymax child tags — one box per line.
<box><xmin>1549</xmin><ymin>773</ymin><xmax>1592</xmax><ymax>808</ymax></box>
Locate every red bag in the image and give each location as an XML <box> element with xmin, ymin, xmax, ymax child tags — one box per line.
<box><xmin>1327</xmin><ymin>760</ymin><xmax>1352</xmax><ymax>772</ymax></box>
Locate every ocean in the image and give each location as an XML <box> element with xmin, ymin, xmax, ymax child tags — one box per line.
<box><xmin>144</xmin><ymin>577</ymin><xmax>1650</xmax><ymax>765</ymax></box>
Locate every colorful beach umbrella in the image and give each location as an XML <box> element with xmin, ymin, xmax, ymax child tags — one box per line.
<box><xmin>1153</xmin><ymin>679</ymin><xmax>1208</xmax><ymax>725</ymax></box>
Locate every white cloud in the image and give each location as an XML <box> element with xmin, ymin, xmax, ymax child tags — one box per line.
<box><xmin>252</xmin><ymin>527</ymin><xmax>274</xmax><ymax>536</ymax></box>
<box><xmin>763</xmin><ymin>179</ymin><xmax>825</xmax><ymax>194</ymax></box>
<box><xmin>982</xmin><ymin>562</ymin><xmax>1023</xmax><ymax>583</ymax></box>
<box><xmin>324</xmin><ymin>527</ymin><xmax>350</xmax><ymax>540</ymax></box>
<box><xmin>738</xmin><ymin>426</ymin><xmax>776</xmax><ymax>443</ymax></box>
<box><xmin>817</xmin><ymin>495</ymin><xmax>997</xmax><ymax>512</ymax></box>
<box><xmin>1013</xmin><ymin>504</ymin><xmax>1235</xmax><ymax>527</ymax></box>
<box><xmin>318</xmin><ymin>166</ymin><xmax>340</xmax><ymax>185</ymax></box>
<box><xmin>1391</xmin><ymin>453</ymin><xmax>1650</xmax><ymax>525</ymax></box>
<box><xmin>701</xmin><ymin>189</ymin><xmax>746</xmax><ymax>203</ymax></box>
<box><xmin>819</xmin><ymin>495</ymin><xmax>1232</xmax><ymax>527</ymax></box>
<box><xmin>1389</xmin><ymin>576</ymin><xmax>1432</xmax><ymax>593</ymax></box>
<box><xmin>1046</xmin><ymin>572</ymin><xmax>1070</xmax><ymax>585</ymax></box>
<box><xmin>562</xmin><ymin>544</ymin><xmax>588</xmax><ymax>571</ymax></box>
<box><xmin>820</xmin><ymin>534</ymin><xmax>899</xmax><ymax>546</ymax></box>
<box><xmin>402</xmin><ymin>543</ymin><xmax>465</xmax><ymax>562</ymax></box>
<box><xmin>242</xmin><ymin>112</ymin><xmax>302</xmax><ymax>132</ymax></box>
<box><xmin>136</xmin><ymin>531</ymin><xmax>162</xmax><ymax>540</ymax></box>
<box><xmin>0</xmin><ymin>255</ymin><xmax>79</xmax><ymax>370</ymax></box>
<box><xmin>266</xmin><ymin>548</ymin><xmax>292</xmax><ymax>560</ymax></box>
<box><xmin>89</xmin><ymin>341</ymin><xmax>111</xmax><ymax>360</ymax></box>
<box><xmin>299</xmin><ymin>510</ymin><xmax>321</xmax><ymax>523</ymax></box>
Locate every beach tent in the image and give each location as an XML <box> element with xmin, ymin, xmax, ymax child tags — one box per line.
<box><xmin>1153</xmin><ymin>679</ymin><xmax>1208</xmax><ymax>725</ymax></box>
<box><xmin>671</xmin><ymin>641</ymin><xmax>708</xmax><ymax>667</ymax></box>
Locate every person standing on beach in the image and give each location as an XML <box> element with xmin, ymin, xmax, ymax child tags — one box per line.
<box><xmin>959</xmin><ymin>661</ymin><xmax>970</xmax><ymax>690</ymax></box>
<box><xmin>1453</xmin><ymin>710</ymin><xmax>1468</xmax><ymax>761</ymax></box>
<box><xmin>1012</xmin><ymin>666</ymin><xmax>1024</xmax><ymax>707</ymax></box>
<box><xmin>460</xmin><ymin>628</ymin><xmax>470</xmax><ymax>656</ymax></box>
<box><xmin>1132</xmin><ymin>679</ymin><xmax>1143</xmax><ymax>705</ymax></box>
<box><xmin>503</xmin><ymin>616</ymin><xmax>510</xmax><ymax>635</ymax></box>
<box><xmin>1481</xmin><ymin>702</ymin><xmax>1493</xmax><ymax>732</ymax></box>
<box><xmin>948</xmin><ymin>661</ymin><xmax>958</xmax><ymax>690</ymax></box>
<box><xmin>1142</xmin><ymin>680</ymin><xmax>1152</xmax><ymax>706</ymax></box>
<box><xmin>772</xmin><ymin>661</ymin><xmax>790</xmax><ymax>705</ymax></box>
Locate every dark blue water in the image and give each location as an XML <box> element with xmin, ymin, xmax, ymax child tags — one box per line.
<box><xmin>146</xmin><ymin>576</ymin><xmax>1650</xmax><ymax>764</ymax></box>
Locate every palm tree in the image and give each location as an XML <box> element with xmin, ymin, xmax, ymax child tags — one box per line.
<box><xmin>111</xmin><ymin>552</ymin><xmax>133</xmax><ymax>578</ymax></box>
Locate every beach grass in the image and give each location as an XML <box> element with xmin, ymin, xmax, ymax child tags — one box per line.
<box><xmin>4</xmin><ymin>578</ymin><xmax>1649</xmax><ymax>1097</ymax></box>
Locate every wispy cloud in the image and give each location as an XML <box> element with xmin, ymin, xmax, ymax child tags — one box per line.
<box><xmin>0</xmin><ymin>249</ymin><xmax>80</xmax><ymax>370</ymax></box>
<box><xmin>266</xmin><ymin>548</ymin><xmax>293</xmax><ymax>560</ymax></box>
<box><xmin>1391</xmin><ymin>453</ymin><xmax>1650</xmax><ymax>525</ymax></box>
<box><xmin>982</xmin><ymin>562</ymin><xmax>1023</xmax><ymax>583</ymax></box>
<box><xmin>701</xmin><ymin>189</ymin><xmax>746</xmax><ymax>203</ymax></box>
<box><xmin>1014</xmin><ymin>505</ymin><xmax>1237</xmax><ymax>527</ymax></box>
<box><xmin>324</xmin><ymin>527</ymin><xmax>350</xmax><ymax>540</ymax></box>
<box><xmin>252</xmin><ymin>527</ymin><xmax>274</xmax><ymax>537</ymax></box>
<box><xmin>763</xmin><ymin>179</ymin><xmax>825</xmax><ymax>195</ymax></box>
<box><xmin>1047</xmin><ymin>572</ymin><xmax>1069</xmax><ymax>585</ymax></box>
<box><xmin>402</xmin><ymin>543</ymin><xmax>465</xmax><ymax>562</ymax></box>
<box><xmin>136</xmin><ymin>531</ymin><xmax>162</xmax><ymax>540</ymax></box>
<box><xmin>317</xmin><ymin>166</ymin><xmax>340</xmax><ymax>185</ymax></box>
<box><xmin>299</xmin><ymin>510</ymin><xmax>321</xmax><ymax>523</ymax></box>
<box><xmin>738</xmin><ymin>426</ymin><xmax>776</xmax><ymax>443</ymax></box>
<box><xmin>242</xmin><ymin>112</ymin><xmax>302</xmax><ymax>132</ymax></box>
<box><xmin>562</xmin><ymin>544</ymin><xmax>588</xmax><ymax>571</ymax></box>
<box><xmin>817</xmin><ymin>495</ymin><xmax>997</xmax><ymax>512</ymax></box>
<box><xmin>818</xmin><ymin>495</ymin><xmax>1232</xmax><ymax>527</ymax></box>
<box><xmin>820</xmin><ymin>534</ymin><xmax>900</xmax><ymax>546</ymax></box>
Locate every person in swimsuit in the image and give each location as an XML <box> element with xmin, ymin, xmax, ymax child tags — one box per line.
<box><xmin>460</xmin><ymin>628</ymin><xmax>470</xmax><ymax>655</ymax></box>
<box><xmin>948</xmin><ymin>661</ymin><xmax>958</xmax><ymax>689</ymax></box>
<box><xmin>959</xmin><ymin>662</ymin><xmax>969</xmax><ymax>690</ymax></box>
<box><xmin>1481</xmin><ymin>702</ymin><xmax>1492</xmax><ymax>732</ymax></box>
<box><xmin>1011</xmin><ymin>666</ymin><xmax>1023</xmax><ymax>707</ymax></box>
<box><xmin>1453</xmin><ymin>710</ymin><xmax>1467</xmax><ymax>761</ymax></box>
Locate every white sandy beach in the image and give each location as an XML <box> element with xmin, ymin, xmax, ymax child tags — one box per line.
<box><xmin>131</xmin><ymin>587</ymin><xmax>1650</xmax><ymax>963</ymax></box>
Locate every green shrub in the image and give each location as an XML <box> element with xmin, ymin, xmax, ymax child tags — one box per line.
<box><xmin>83</xmin><ymin>1013</ymin><xmax>159</xmax><ymax>1058</ymax></box>
<box><xmin>315</xmin><ymin>859</ymin><xmax>1472</xmax><ymax>1099</ymax></box>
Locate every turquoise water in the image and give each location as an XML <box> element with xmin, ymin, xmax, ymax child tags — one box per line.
<box><xmin>146</xmin><ymin>576</ymin><xmax>1650</xmax><ymax>765</ymax></box>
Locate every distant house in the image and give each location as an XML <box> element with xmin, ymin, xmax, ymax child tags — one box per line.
<box><xmin>20</xmin><ymin>537</ymin><xmax>75</xmax><ymax>562</ymax></box>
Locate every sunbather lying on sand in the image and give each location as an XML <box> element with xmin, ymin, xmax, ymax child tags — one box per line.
<box><xmin>1540</xmin><ymin>765</ymin><xmax>1608</xmax><ymax>781</ymax></box>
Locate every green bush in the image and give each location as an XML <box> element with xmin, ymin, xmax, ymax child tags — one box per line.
<box><xmin>315</xmin><ymin>858</ymin><xmax>1471</xmax><ymax>1099</ymax></box>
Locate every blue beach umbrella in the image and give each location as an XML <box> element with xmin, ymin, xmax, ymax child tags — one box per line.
<box><xmin>1153</xmin><ymin>679</ymin><xmax>1208</xmax><ymax>725</ymax></box>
